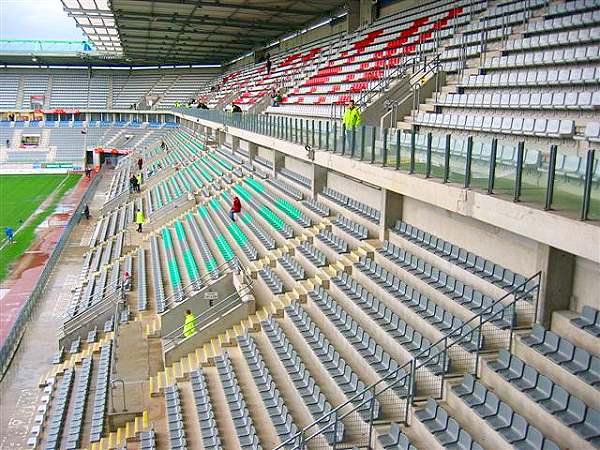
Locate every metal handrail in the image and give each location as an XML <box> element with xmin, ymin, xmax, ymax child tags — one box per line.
<box><xmin>380</xmin><ymin>55</ymin><xmax>442</xmax><ymax>128</ymax></box>
<box><xmin>162</xmin><ymin>282</ymin><xmax>254</xmax><ymax>351</ymax></box>
<box><xmin>161</xmin><ymin>257</ymin><xmax>244</xmax><ymax>310</ymax></box>
<box><xmin>273</xmin><ymin>271</ymin><xmax>541</xmax><ymax>450</ymax></box>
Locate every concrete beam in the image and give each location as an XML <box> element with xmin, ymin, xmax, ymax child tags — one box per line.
<box><xmin>247</xmin><ymin>141</ymin><xmax>258</xmax><ymax>161</ymax></box>
<box><xmin>347</xmin><ymin>0</ymin><xmax>361</xmax><ymax>33</ymax></box>
<box><xmin>380</xmin><ymin>189</ymin><xmax>404</xmax><ymax>241</ymax></box>
<box><xmin>177</xmin><ymin>113</ymin><xmax>600</xmax><ymax>264</ymax></box>
<box><xmin>536</xmin><ymin>245</ymin><xmax>575</xmax><ymax>328</ymax></box>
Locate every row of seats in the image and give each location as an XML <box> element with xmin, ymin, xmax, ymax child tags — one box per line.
<box><xmin>523</xmin><ymin>325</ymin><xmax>600</xmax><ymax>387</ymax></box>
<box><xmin>259</xmin><ymin>266</ymin><xmax>284</xmax><ymax>295</ymax></box>
<box><xmin>189</xmin><ymin>369</ymin><xmax>223</xmax><ymax>449</ymax></box>
<box><xmin>262</xmin><ymin>317</ymin><xmax>344</xmax><ymax>444</ymax></box>
<box><xmin>43</xmin><ymin>368</ymin><xmax>74</xmax><ymax>450</ymax></box>
<box><xmin>237</xmin><ymin>334</ymin><xmax>300</xmax><ymax>448</ymax></box>
<box><xmin>571</xmin><ymin>305</ymin><xmax>600</xmax><ymax>336</ymax></box>
<box><xmin>267</xmin><ymin>177</ymin><xmax>303</xmax><ymax>201</ymax></box>
<box><xmin>296</xmin><ymin>240</ymin><xmax>327</xmax><ymax>267</ymax></box>
<box><xmin>334</xmin><ymin>215</ymin><xmax>369</xmax><ymax>240</ymax></box>
<box><xmin>489</xmin><ymin>350</ymin><xmax>599</xmax><ymax>442</ymax></box>
<box><xmin>309</xmin><ymin>286</ymin><xmax>412</xmax><ymax>389</ymax></box>
<box><xmin>394</xmin><ymin>221</ymin><xmax>530</xmax><ymax>291</ymax></box>
<box><xmin>279</xmin><ymin>168</ymin><xmax>311</xmax><ymax>189</ymax></box>
<box><xmin>460</xmin><ymin>66</ymin><xmax>600</xmax><ymax>88</ymax></box>
<box><xmin>89</xmin><ymin>342</ymin><xmax>112</xmax><ymax>442</ymax></box>
<box><xmin>355</xmin><ymin>256</ymin><xmax>483</xmax><ymax>352</ymax></box>
<box><xmin>302</xmin><ymin>198</ymin><xmax>330</xmax><ymax>217</ymax></box>
<box><xmin>316</xmin><ymin>229</ymin><xmax>349</xmax><ymax>253</ymax></box>
<box><xmin>438</xmin><ymin>91</ymin><xmax>600</xmax><ymax>110</ymax></box>
<box><xmin>378</xmin><ymin>241</ymin><xmax>514</xmax><ymax>328</ymax></box>
<box><xmin>415</xmin><ymin>112</ymin><xmax>575</xmax><ymax>138</ymax></box>
<box><xmin>450</xmin><ymin>375</ymin><xmax>560</xmax><ymax>449</ymax></box>
<box><xmin>164</xmin><ymin>384</ymin><xmax>188</xmax><ymax>450</ymax></box>
<box><xmin>322</xmin><ymin>187</ymin><xmax>381</xmax><ymax>223</ymax></box>
<box><xmin>215</xmin><ymin>353</ymin><xmax>262</xmax><ymax>449</ymax></box>
<box><xmin>416</xmin><ymin>398</ymin><xmax>484</xmax><ymax>450</ymax></box>
<box><xmin>278</xmin><ymin>253</ymin><xmax>305</xmax><ymax>281</ymax></box>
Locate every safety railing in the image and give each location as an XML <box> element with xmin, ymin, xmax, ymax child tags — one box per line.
<box><xmin>273</xmin><ymin>271</ymin><xmax>541</xmax><ymax>450</ymax></box>
<box><xmin>176</xmin><ymin>108</ymin><xmax>600</xmax><ymax>222</ymax></box>
<box><xmin>0</xmin><ymin>167</ymin><xmax>104</xmax><ymax>380</ymax></box>
<box><xmin>162</xmin><ymin>281</ymin><xmax>254</xmax><ymax>353</ymax></box>
<box><xmin>380</xmin><ymin>55</ymin><xmax>442</xmax><ymax>129</ymax></box>
<box><xmin>162</xmin><ymin>257</ymin><xmax>245</xmax><ymax>310</ymax></box>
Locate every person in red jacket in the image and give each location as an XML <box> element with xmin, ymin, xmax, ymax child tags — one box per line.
<box><xmin>230</xmin><ymin>196</ymin><xmax>242</xmax><ymax>221</ymax></box>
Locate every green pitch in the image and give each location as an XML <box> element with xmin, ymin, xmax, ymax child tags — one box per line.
<box><xmin>0</xmin><ymin>173</ymin><xmax>81</xmax><ymax>282</ymax></box>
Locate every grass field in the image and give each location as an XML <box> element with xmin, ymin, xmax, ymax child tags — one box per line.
<box><xmin>0</xmin><ymin>173</ymin><xmax>81</xmax><ymax>282</ymax></box>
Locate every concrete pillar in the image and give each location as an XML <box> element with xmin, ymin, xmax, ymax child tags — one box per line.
<box><xmin>311</xmin><ymin>164</ymin><xmax>328</xmax><ymax>199</ymax></box>
<box><xmin>273</xmin><ymin>150</ymin><xmax>285</xmax><ymax>178</ymax></box>
<box><xmin>536</xmin><ymin>245</ymin><xmax>575</xmax><ymax>328</ymax></box>
<box><xmin>360</xmin><ymin>0</ymin><xmax>377</xmax><ymax>28</ymax></box>
<box><xmin>231</xmin><ymin>136</ymin><xmax>240</xmax><ymax>154</ymax></box>
<box><xmin>248</xmin><ymin>142</ymin><xmax>258</xmax><ymax>161</ymax></box>
<box><xmin>379</xmin><ymin>188</ymin><xmax>403</xmax><ymax>241</ymax></box>
<box><xmin>347</xmin><ymin>0</ymin><xmax>361</xmax><ymax>33</ymax></box>
<box><xmin>216</xmin><ymin>129</ymin><xmax>226</xmax><ymax>147</ymax></box>
<box><xmin>93</xmin><ymin>150</ymin><xmax>101</xmax><ymax>168</ymax></box>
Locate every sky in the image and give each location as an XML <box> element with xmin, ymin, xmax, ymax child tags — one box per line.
<box><xmin>0</xmin><ymin>0</ymin><xmax>85</xmax><ymax>41</ymax></box>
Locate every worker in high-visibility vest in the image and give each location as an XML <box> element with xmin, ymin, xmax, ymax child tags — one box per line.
<box><xmin>135</xmin><ymin>209</ymin><xmax>145</xmax><ymax>232</ymax></box>
<box><xmin>183</xmin><ymin>310</ymin><xmax>197</xmax><ymax>338</ymax></box>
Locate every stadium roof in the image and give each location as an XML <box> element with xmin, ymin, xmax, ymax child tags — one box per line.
<box><xmin>58</xmin><ymin>0</ymin><xmax>348</xmax><ymax>66</ymax></box>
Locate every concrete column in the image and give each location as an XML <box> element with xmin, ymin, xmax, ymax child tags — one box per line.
<box><xmin>347</xmin><ymin>0</ymin><xmax>361</xmax><ymax>33</ymax></box>
<box><xmin>231</xmin><ymin>136</ymin><xmax>240</xmax><ymax>154</ymax></box>
<box><xmin>216</xmin><ymin>129</ymin><xmax>226</xmax><ymax>146</ymax></box>
<box><xmin>379</xmin><ymin>188</ymin><xmax>403</xmax><ymax>241</ymax></box>
<box><xmin>536</xmin><ymin>245</ymin><xmax>575</xmax><ymax>328</ymax></box>
<box><xmin>247</xmin><ymin>142</ymin><xmax>258</xmax><ymax>162</ymax></box>
<box><xmin>273</xmin><ymin>150</ymin><xmax>285</xmax><ymax>178</ymax></box>
<box><xmin>311</xmin><ymin>164</ymin><xmax>328</xmax><ymax>199</ymax></box>
<box><xmin>360</xmin><ymin>0</ymin><xmax>377</xmax><ymax>28</ymax></box>
<box><xmin>93</xmin><ymin>150</ymin><xmax>101</xmax><ymax>168</ymax></box>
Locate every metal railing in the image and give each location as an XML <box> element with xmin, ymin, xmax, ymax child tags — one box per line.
<box><xmin>162</xmin><ymin>281</ymin><xmax>254</xmax><ymax>353</ymax></box>
<box><xmin>0</xmin><ymin>167</ymin><xmax>104</xmax><ymax>380</ymax></box>
<box><xmin>176</xmin><ymin>108</ymin><xmax>599</xmax><ymax>222</ymax></box>
<box><xmin>380</xmin><ymin>55</ymin><xmax>442</xmax><ymax>129</ymax></box>
<box><xmin>273</xmin><ymin>272</ymin><xmax>541</xmax><ymax>450</ymax></box>
<box><xmin>161</xmin><ymin>257</ymin><xmax>245</xmax><ymax>310</ymax></box>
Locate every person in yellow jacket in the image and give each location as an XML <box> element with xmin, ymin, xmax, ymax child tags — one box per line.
<box><xmin>183</xmin><ymin>310</ymin><xmax>197</xmax><ymax>338</ymax></box>
<box><xmin>135</xmin><ymin>209</ymin><xmax>145</xmax><ymax>233</ymax></box>
<box><xmin>136</xmin><ymin>173</ymin><xmax>142</xmax><ymax>192</ymax></box>
<box><xmin>343</xmin><ymin>100</ymin><xmax>362</xmax><ymax>150</ymax></box>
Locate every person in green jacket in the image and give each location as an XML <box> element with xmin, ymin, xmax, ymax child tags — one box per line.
<box><xmin>135</xmin><ymin>209</ymin><xmax>145</xmax><ymax>232</ymax></box>
<box><xmin>136</xmin><ymin>173</ymin><xmax>142</xmax><ymax>192</ymax></box>
<box><xmin>342</xmin><ymin>100</ymin><xmax>362</xmax><ymax>151</ymax></box>
<box><xmin>183</xmin><ymin>310</ymin><xmax>197</xmax><ymax>338</ymax></box>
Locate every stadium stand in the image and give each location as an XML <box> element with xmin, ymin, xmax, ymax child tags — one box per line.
<box><xmin>1</xmin><ymin>1</ymin><xmax>599</xmax><ymax>450</ymax></box>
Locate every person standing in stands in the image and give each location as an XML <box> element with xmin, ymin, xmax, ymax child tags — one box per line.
<box><xmin>343</xmin><ymin>99</ymin><xmax>362</xmax><ymax>150</ymax></box>
<box><xmin>265</xmin><ymin>53</ymin><xmax>272</xmax><ymax>75</ymax></box>
<box><xmin>129</xmin><ymin>174</ymin><xmax>137</xmax><ymax>193</ymax></box>
<box><xmin>84</xmin><ymin>204</ymin><xmax>90</xmax><ymax>220</ymax></box>
<box><xmin>230</xmin><ymin>196</ymin><xmax>242</xmax><ymax>221</ymax></box>
<box><xmin>136</xmin><ymin>173</ymin><xmax>142</xmax><ymax>192</ymax></box>
<box><xmin>137</xmin><ymin>157</ymin><xmax>143</xmax><ymax>171</ymax></box>
<box><xmin>183</xmin><ymin>310</ymin><xmax>197</xmax><ymax>337</ymax></box>
<box><xmin>135</xmin><ymin>209</ymin><xmax>145</xmax><ymax>232</ymax></box>
<box><xmin>122</xmin><ymin>271</ymin><xmax>131</xmax><ymax>291</ymax></box>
